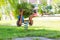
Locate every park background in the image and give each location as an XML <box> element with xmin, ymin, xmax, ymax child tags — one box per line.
<box><xmin>0</xmin><ymin>0</ymin><xmax>60</xmax><ymax>40</ymax></box>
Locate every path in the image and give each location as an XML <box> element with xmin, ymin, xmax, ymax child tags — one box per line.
<box><xmin>12</xmin><ymin>37</ymin><xmax>60</xmax><ymax>40</ymax></box>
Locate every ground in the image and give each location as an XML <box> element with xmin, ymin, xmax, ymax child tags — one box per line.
<box><xmin>0</xmin><ymin>16</ymin><xmax>60</xmax><ymax>39</ymax></box>
<box><xmin>32</xmin><ymin>17</ymin><xmax>60</xmax><ymax>31</ymax></box>
<box><xmin>1</xmin><ymin>16</ymin><xmax>60</xmax><ymax>30</ymax></box>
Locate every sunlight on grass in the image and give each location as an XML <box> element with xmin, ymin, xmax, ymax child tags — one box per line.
<box><xmin>32</xmin><ymin>20</ymin><xmax>60</xmax><ymax>31</ymax></box>
<box><xmin>0</xmin><ymin>20</ymin><xmax>16</xmax><ymax>26</ymax></box>
<box><xmin>0</xmin><ymin>19</ymin><xmax>60</xmax><ymax>31</ymax></box>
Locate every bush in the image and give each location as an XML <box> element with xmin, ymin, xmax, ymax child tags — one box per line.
<box><xmin>38</xmin><ymin>5</ymin><xmax>53</xmax><ymax>15</ymax></box>
<box><xmin>38</xmin><ymin>4</ymin><xmax>46</xmax><ymax>15</ymax></box>
<box><xmin>16</xmin><ymin>2</ymin><xmax>34</xmax><ymax>18</ymax></box>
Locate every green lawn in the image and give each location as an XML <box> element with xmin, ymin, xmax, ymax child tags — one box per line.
<box><xmin>0</xmin><ymin>18</ymin><xmax>60</xmax><ymax>39</ymax></box>
<box><xmin>0</xmin><ymin>25</ymin><xmax>60</xmax><ymax>39</ymax></box>
<box><xmin>33</xmin><ymin>20</ymin><xmax>60</xmax><ymax>31</ymax></box>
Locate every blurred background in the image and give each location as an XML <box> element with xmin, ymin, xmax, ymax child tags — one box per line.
<box><xmin>0</xmin><ymin>0</ymin><xmax>60</xmax><ymax>40</ymax></box>
<box><xmin>0</xmin><ymin>0</ymin><xmax>60</xmax><ymax>20</ymax></box>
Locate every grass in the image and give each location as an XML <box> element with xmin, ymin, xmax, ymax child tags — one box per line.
<box><xmin>0</xmin><ymin>25</ymin><xmax>60</xmax><ymax>39</ymax></box>
<box><xmin>0</xmin><ymin>17</ymin><xmax>60</xmax><ymax>39</ymax></box>
<box><xmin>33</xmin><ymin>19</ymin><xmax>60</xmax><ymax>31</ymax></box>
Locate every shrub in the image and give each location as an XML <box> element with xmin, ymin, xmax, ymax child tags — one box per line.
<box><xmin>38</xmin><ymin>4</ymin><xmax>46</xmax><ymax>16</ymax></box>
<box><xmin>16</xmin><ymin>2</ymin><xmax>34</xmax><ymax>18</ymax></box>
<box><xmin>38</xmin><ymin>5</ymin><xmax>53</xmax><ymax>15</ymax></box>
